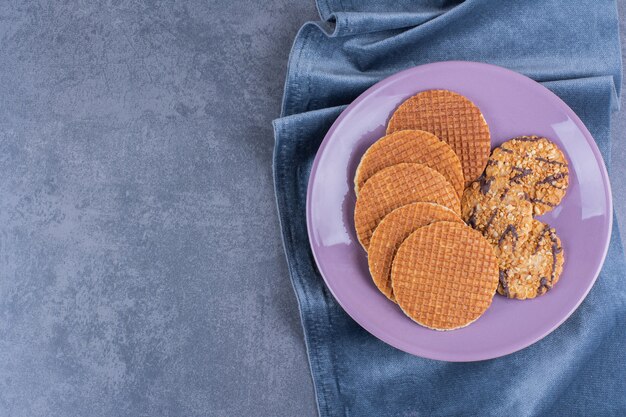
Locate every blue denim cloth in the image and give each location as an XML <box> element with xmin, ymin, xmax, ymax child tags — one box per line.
<box><xmin>273</xmin><ymin>1</ymin><xmax>625</xmax><ymax>416</ymax></box>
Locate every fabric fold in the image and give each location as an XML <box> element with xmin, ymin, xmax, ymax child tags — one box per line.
<box><xmin>281</xmin><ymin>0</ymin><xmax>621</xmax><ymax>118</ymax></box>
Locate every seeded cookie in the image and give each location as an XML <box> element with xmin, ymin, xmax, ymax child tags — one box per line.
<box><xmin>497</xmin><ymin>220</ymin><xmax>565</xmax><ymax>299</ymax></box>
<box><xmin>354</xmin><ymin>163</ymin><xmax>460</xmax><ymax>249</ymax></box>
<box><xmin>386</xmin><ymin>90</ymin><xmax>491</xmax><ymax>183</ymax></box>
<box><xmin>485</xmin><ymin>136</ymin><xmax>569</xmax><ymax>215</ymax></box>
<box><xmin>391</xmin><ymin>221</ymin><xmax>499</xmax><ymax>330</ymax></box>
<box><xmin>368</xmin><ymin>202</ymin><xmax>463</xmax><ymax>302</ymax></box>
<box><xmin>461</xmin><ymin>175</ymin><xmax>534</xmax><ymax>256</ymax></box>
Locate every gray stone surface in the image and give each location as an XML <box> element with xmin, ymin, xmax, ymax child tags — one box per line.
<box><xmin>0</xmin><ymin>1</ymin><xmax>623</xmax><ymax>417</ymax></box>
<box><xmin>0</xmin><ymin>1</ymin><xmax>318</xmax><ymax>416</ymax></box>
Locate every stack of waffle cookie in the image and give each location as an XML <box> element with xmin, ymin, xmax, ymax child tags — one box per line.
<box><xmin>354</xmin><ymin>90</ymin><xmax>568</xmax><ymax>331</ymax></box>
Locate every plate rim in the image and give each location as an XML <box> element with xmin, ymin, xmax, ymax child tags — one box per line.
<box><xmin>306</xmin><ymin>60</ymin><xmax>613</xmax><ymax>361</ymax></box>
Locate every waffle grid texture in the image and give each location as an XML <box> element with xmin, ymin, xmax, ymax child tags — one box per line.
<box><xmin>354</xmin><ymin>163</ymin><xmax>460</xmax><ymax>249</ymax></box>
<box><xmin>368</xmin><ymin>202</ymin><xmax>462</xmax><ymax>301</ymax></box>
<box><xmin>355</xmin><ymin>130</ymin><xmax>464</xmax><ymax>198</ymax></box>
<box><xmin>391</xmin><ymin>221</ymin><xmax>499</xmax><ymax>330</ymax></box>
<box><xmin>386</xmin><ymin>90</ymin><xmax>490</xmax><ymax>182</ymax></box>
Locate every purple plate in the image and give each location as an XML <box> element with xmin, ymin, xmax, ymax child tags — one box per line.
<box><xmin>306</xmin><ymin>61</ymin><xmax>612</xmax><ymax>361</ymax></box>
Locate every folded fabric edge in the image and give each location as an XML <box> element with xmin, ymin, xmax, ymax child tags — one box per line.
<box><xmin>272</xmin><ymin>106</ymin><xmax>347</xmax><ymax>417</ymax></box>
<box><xmin>612</xmin><ymin>0</ymin><xmax>623</xmax><ymax>101</ymax></box>
<box><xmin>314</xmin><ymin>0</ymin><xmax>622</xmax><ymax>92</ymax></box>
<box><xmin>315</xmin><ymin>0</ymin><xmax>332</xmax><ymax>22</ymax></box>
<box><xmin>279</xmin><ymin>23</ymin><xmax>326</xmax><ymax>118</ymax></box>
<box><xmin>272</xmin><ymin>115</ymin><xmax>325</xmax><ymax>417</ymax></box>
<box><xmin>542</xmin><ymin>75</ymin><xmax>620</xmax><ymax>112</ymax></box>
<box><xmin>279</xmin><ymin>21</ymin><xmax>621</xmax><ymax>118</ymax></box>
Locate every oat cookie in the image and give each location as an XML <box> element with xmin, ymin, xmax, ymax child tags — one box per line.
<box><xmin>354</xmin><ymin>130</ymin><xmax>464</xmax><ymax>198</ymax></box>
<box><xmin>485</xmin><ymin>136</ymin><xmax>569</xmax><ymax>215</ymax></box>
<box><xmin>354</xmin><ymin>163</ymin><xmax>460</xmax><ymax>249</ymax></box>
<box><xmin>368</xmin><ymin>202</ymin><xmax>463</xmax><ymax>302</ymax></box>
<box><xmin>461</xmin><ymin>175</ymin><xmax>534</xmax><ymax>257</ymax></box>
<box><xmin>391</xmin><ymin>222</ymin><xmax>499</xmax><ymax>330</ymax></box>
<box><xmin>386</xmin><ymin>90</ymin><xmax>491</xmax><ymax>183</ymax></box>
<box><xmin>497</xmin><ymin>220</ymin><xmax>565</xmax><ymax>299</ymax></box>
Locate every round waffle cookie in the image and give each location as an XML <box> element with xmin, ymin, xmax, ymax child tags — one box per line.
<box><xmin>386</xmin><ymin>90</ymin><xmax>491</xmax><ymax>183</ymax></box>
<box><xmin>485</xmin><ymin>136</ymin><xmax>569</xmax><ymax>215</ymax></box>
<box><xmin>391</xmin><ymin>222</ymin><xmax>499</xmax><ymax>330</ymax></box>
<box><xmin>461</xmin><ymin>175</ymin><xmax>534</xmax><ymax>260</ymax></box>
<box><xmin>497</xmin><ymin>220</ymin><xmax>565</xmax><ymax>300</ymax></box>
<box><xmin>368</xmin><ymin>202</ymin><xmax>463</xmax><ymax>302</ymax></box>
<box><xmin>354</xmin><ymin>163</ymin><xmax>460</xmax><ymax>249</ymax></box>
<box><xmin>354</xmin><ymin>130</ymin><xmax>464</xmax><ymax>198</ymax></box>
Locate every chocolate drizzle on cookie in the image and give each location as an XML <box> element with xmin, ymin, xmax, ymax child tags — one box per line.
<box><xmin>499</xmin><ymin>269</ymin><xmax>510</xmax><ymax>297</ymax></box>
<box><xmin>511</xmin><ymin>167</ymin><xmax>533</xmax><ymax>184</ymax></box>
<box><xmin>529</xmin><ymin>197</ymin><xmax>556</xmax><ymax>208</ymax></box>
<box><xmin>534</xmin><ymin>224</ymin><xmax>551</xmax><ymax>255</ymax></box>
<box><xmin>536</xmin><ymin>172</ymin><xmax>566</xmax><ymax>187</ymax></box>
<box><xmin>485</xmin><ymin>135</ymin><xmax>568</xmax><ymax>217</ymax></box>
<box><xmin>534</xmin><ymin>225</ymin><xmax>562</xmax><ymax>287</ymax></box>
<box><xmin>486</xmin><ymin>159</ymin><xmax>498</xmax><ymax>167</ymax></box>
<box><xmin>537</xmin><ymin>277</ymin><xmax>550</xmax><ymax>294</ymax></box>
<box><xmin>535</xmin><ymin>156</ymin><xmax>567</xmax><ymax>166</ymax></box>
<box><xmin>521</xmin><ymin>191</ymin><xmax>556</xmax><ymax>208</ymax></box>
<box><xmin>513</xmin><ymin>136</ymin><xmax>541</xmax><ymax>142</ymax></box>
<box><xmin>483</xmin><ymin>209</ymin><xmax>498</xmax><ymax>232</ymax></box>
<box><xmin>498</xmin><ymin>224</ymin><xmax>519</xmax><ymax>250</ymax></box>
<box><xmin>479</xmin><ymin>176</ymin><xmax>493</xmax><ymax>195</ymax></box>
<box><xmin>467</xmin><ymin>207</ymin><xmax>478</xmax><ymax>229</ymax></box>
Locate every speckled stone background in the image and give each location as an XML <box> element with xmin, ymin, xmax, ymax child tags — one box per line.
<box><xmin>0</xmin><ymin>2</ymin><xmax>623</xmax><ymax>416</ymax></box>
